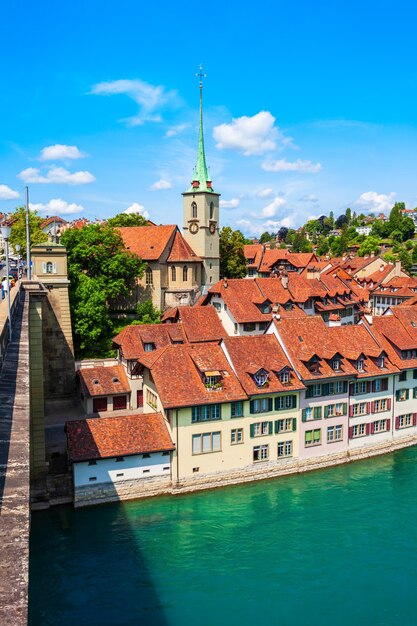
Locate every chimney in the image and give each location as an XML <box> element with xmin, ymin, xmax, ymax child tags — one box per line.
<box><xmin>223</xmin><ymin>278</ymin><xmax>228</xmax><ymax>289</ymax></box>
<box><xmin>281</xmin><ymin>273</ymin><xmax>289</xmax><ymax>289</ymax></box>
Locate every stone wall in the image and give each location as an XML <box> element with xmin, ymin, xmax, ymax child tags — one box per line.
<box><xmin>74</xmin><ymin>474</ymin><xmax>172</xmax><ymax>507</ymax></box>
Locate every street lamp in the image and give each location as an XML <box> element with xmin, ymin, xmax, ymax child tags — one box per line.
<box><xmin>15</xmin><ymin>243</ymin><xmax>21</xmax><ymax>302</ymax></box>
<box><xmin>0</xmin><ymin>223</ymin><xmax>12</xmax><ymax>341</ymax></box>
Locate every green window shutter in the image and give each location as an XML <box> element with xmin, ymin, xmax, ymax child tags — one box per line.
<box><xmin>250</xmin><ymin>400</ymin><xmax>255</xmax><ymax>414</ymax></box>
<box><xmin>342</xmin><ymin>403</ymin><xmax>347</xmax><ymax>415</ymax></box>
<box><xmin>268</xmin><ymin>398</ymin><xmax>273</xmax><ymax>411</ymax></box>
<box><xmin>305</xmin><ymin>431</ymin><xmax>313</xmax><ymax>443</ymax></box>
<box><xmin>406</xmin><ymin>389</ymin><xmax>410</xmax><ymax>400</ymax></box>
<box><xmin>250</xmin><ymin>424</ymin><xmax>255</xmax><ymax>438</ymax></box>
<box><xmin>274</xmin><ymin>420</ymin><xmax>279</xmax><ymax>434</ymax></box>
<box><xmin>306</xmin><ymin>386</ymin><xmax>313</xmax><ymax>398</ymax></box>
<box><xmin>324</xmin><ymin>405</ymin><xmax>329</xmax><ymax>419</ymax></box>
<box><xmin>292</xmin><ymin>395</ymin><xmax>297</xmax><ymax>408</ymax></box>
<box><xmin>343</xmin><ymin>381</ymin><xmax>348</xmax><ymax>393</ymax></box>
<box><xmin>268</xmin><ymin>421</ymin><xmax>273</xmax><ymax>435</ymax></box>
<box><xmin>314</xmin><ymin>406</ymin><xmax>322</xmax><ymax>419</ymax></box>
<box><xmin>302</xmin><ymin>409</ymin><xmax>307</xmax><ymax>422</ymax></box>
<box><xmin>292</xmin><ymin>418</ymin><xmax>297</xmax><ymax>432</ymax></box>
<box><xmin>322</xmin><ymin>383</ymin><xmax>329</xmax><ymax>396</ymax></box>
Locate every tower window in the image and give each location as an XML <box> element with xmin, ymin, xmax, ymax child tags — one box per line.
<box><xmin>210</xmin><ymin>202</ymin><xmax>214</xmax><ymax>220</ymax></box>
<box><xmin>46</xmin><ymin>261</ymin><xmax>53</xmax><ymax>274</ymax></box>
<box><xmin>171</xmin><ymin>266</ymin><xmax>176</xmax><ymax>281</ymax></box>
<box><xmin>183</xmin><ymin>266</ymin><xmax>188</xmax><ymax>281</ymax></box>
<box><xmin>146</xmin><ymin>267</ymin><xmax>153</xmax><ymax>286</ymax></box>
<box><xmin>192</xmin><ymin>202</ymin><xmax>197</xmax><ymax>219</ymax></box>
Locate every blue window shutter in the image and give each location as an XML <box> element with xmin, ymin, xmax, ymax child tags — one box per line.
<box><xmin>250</xmin><ymin>424</ymin><xmax>255</xmax><ymax>437</ymax></box>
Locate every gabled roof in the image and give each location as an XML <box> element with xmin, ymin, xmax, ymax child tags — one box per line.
<box><xmin>259</xmin><ymin>250</ymin><xmax>317</xmax><ymax>273</ymax></box>
<box><xmin>223</xmin><ymin>335</ymin><xmax>305</xmax><ymax>395</ymax></box>
<box><xmin>176</xmin><ymin>306</ymin><xmax>226</xmax><ymax>343</ymax></box>
<box><xmin>118</xmin><ymin>225</ymin><xmax>177</xmax><ymax>260</ymax></box>
<box><xmin>244</xmin><ymin>244</ymin><xmax>264</xmax><ymax>269</ymax></box>
<box><xmin>372</xmin><ymin>308</ymin><xmax>417</xmax><ymax>368</ymax></box>
<box><xmin>166</xmin><ymin>230</ymin><xmax>201</xmax><ymax>262</ymax></box>
<box><xmin>371</xmin><ymin>276</ymin><xmax>417</xmax><ymax>298</ymax></box>
<box><xmin>139</xmin><ymin>343</ymin><xmax>247</xmax><ymax>408</ymax></box>
<box><xmin>113</xmin><ymin>324</ymin><xmax>186</xmax><ymax>360</ymax></box>
<box><xmin>41</xmin><ymin>216</ymin><xmax>68</xmax><ymax>228</ymax></box>
<box><xmin>78</xmin><ymin>365</ymin><xmax>130</xmax><ymax>397</ymax></box>
<box><xmin>66</xmin><ymin>413</ymin><xmax>175</xmax><ymax>462</ymax></box>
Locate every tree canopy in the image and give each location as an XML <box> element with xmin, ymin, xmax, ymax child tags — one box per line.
<box><xmin>9</xmin><ymin>206</ymin><xmax>47</xmax><ymax>256</ymax></box>
<box><xmin>132</xmin><ymin>300</ymin><xmax>162</xmax><ymax>325</ymax></box>
<box><xmin>107</xmin><ymin>212</ymin><xmax>149</xmax><ymax>227</ymax></box>
<box><xmin>219</xmin><ymin>227</ymin><xmax>247</xmax><ymax>278</ymax></box>
<box><xmin>61</xmin><ymin>223</ymin><xmax>146</xmax><ymax>352</ymax></box>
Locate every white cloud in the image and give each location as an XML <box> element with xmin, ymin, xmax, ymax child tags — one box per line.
<box><xmin>236</xmin><ymin>215</ymin><xmax>293</xmax><ymax>236</ymax></box>
<box><xmin>150</xmin><ymin>179</ymin><xmax>172</xmax><ymax>191</ymax></box>
<box><xmin>30</xmin><ymin>198</ymin><xmax>84</xmax><ymax>215</ymax></box>
<box><xmin>0</xmin><ymin>184</ymin><xmax>19</xmax><ymax>199</ymax></box>
<box><xmin>124</xmin><ymin>202</ymin><xmax>149</xmax><ymax>219</ymax></box>
<box><xmin>165</xmin><ymin>124</ymin><xmax>188</xmax><ymax>138</ymax></box>
<box><xmin>354</xmin><ymin>191</ymin><xmax>396</xmax><ymax>213</ymax></box>
<box><xmin>91</xmin><ymin>78</ymin><xmax>178</xmax><ymax>126</ymax></box>
<box><xmin>213</xmin><ymin>111</ymin><xmax>280</xmax><ymax>156</ymax></box>
<box><xmin>259</xmin><ymin>196</ymin><xmax>286</xmax><ymax>218</ymax></box>
<box><xmin>219</xmin><ymin>198</ymin><xmax>240</xmax><ymax>209</ymax></box>
<box><xmin>256</xmin><ymin>188</ymin><xmax>273</xmax><ymax>199</ymax></box>
<box><xmin>40</xmin><ymin>144</ymin><xmax>86</xmax><ymax>161</ymax></box>
<box><xmin>18</xmin><ymin>166</ymin><xmax>95</xmax><ymax>185</ymax></box>
<box><xmin>262</xmin><ymin>158</ymin><xmax>322</xmax><ymax>173</ymax></box>
<box><xmin>299</xmin><ymin>194</ymin><xmax>319</xmax><ymax>203</ymax></box>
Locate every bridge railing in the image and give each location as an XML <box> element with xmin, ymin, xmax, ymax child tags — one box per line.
<box><xmin>0</xmin><ymin>285</ymin><xmax>22</xmax><ymax>369</ymax></box>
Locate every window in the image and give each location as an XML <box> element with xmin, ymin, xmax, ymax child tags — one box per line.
<box><xmin>171</xmin><ymin>266</ymin><xmax>176</xmax><ymax>282</ymax></box>
<box><xmin>351</xmin><ymin>423</ymin><xmax>366</xmax><ymax>438</ymax></box>
<box><xmin>231</xmin><ymin>401</ymin><xmax>243</xmax><ymax>418</ymax></box>
<box><xmin>352</xmin><ymin>402</ymin><xmax>367</xmax><ymax>416</ymax></box>
<box><xmin>183</xmin><ymin>266</ymin><xmax>188</xmax><ymax>281</ymax></box>
<box><xmin>353</xmin><ymin>381</ymin><xmax>367</xmax><ymax>395</ymax></box>
<box><xmin>250</xmin><ymin>397</ymin><xmax>272</xmax><ymax>413</ymax></box>
<box><xmin>205</xmin><ymin>374</ymin><xmax>221</xmax><ymax>388</ymax></box>
<box><xmin>258</xmin><ymin>322</ymin><xmax>268</xmax><ymax>331</ymax></box>
<box><xmin>116</xmin><ymin>456</ymin><xmax>125</xmax><ymax>462</ymax></box>
<box><xmin>373</xmin><ymin>419</ymin><xmax>387</xmax><ymax>433</ymax></box>
<box><xmin>88</xmin><ymin>460</ymin><xmax>97</xmax><ymax>466</ymax></box>
<box><xmin>397</xmin><ymin>414</ymin><xmax>413</xmax><ymax>429</ymax></box>
<box><xmin>146</xmin><ymin>267</ymin><xmax>153</xmax><ymax>286</ymax></box>
<box><xmin>213</xmin><ymin>301</ymin><xmax>221</xmax><ymax>312</ymax></box>
<box><xmin>373</xmin><ymin>399</ymin><xmax>388</xmax><ymax>413</ymax></box>
<box><xmin>243</xmin><ymin>322</ymin><xmax>256</xmax><ymax>332</ymax></box>
<box><xmin>252</xmin><ymin>421</ymin><xmax>272</xmax><ymax>437</ymax></box>
<box><xmin>89</xmin><ymin>477</ymin><xmax>97</xmax><ymax>482</ymax></box>
<box><xmin>210</xmin><ymin>201</ymin><xmax>214</xmax><ymax>220</ymax></box>
<box><xmin>396</xmin><ymin>389</ymin><xmax>409</xmax><ymax>402</ymax></box>
<box><xmin>231</xmin><ymin>428</ymin><xmax>243</xmax><ymax>444</ymax></box>
<box><xmin>332</xmin><ymin>359</ymin><xmax>340</xmax><ymax>371</ymax></box>
<box><xmin>192</xmin><ymin>404</ymin><xmax>221</xmax><ymax>422</ymax></box>
<box><xmin>305</xmin><ymin>429</ymin><xmax>321</xmax><ymax>447</ymax></box>
<box><xmin>374</xmin><ymin>379</ymin><xmax>382</xmax><ymax>392</ymax></box>
<box><xmin>46</xmin><ymin>261</ymin><xmax>53</xmax><ymax>274</ymax></box>
<box><xmin>313</xmin><ymin>384</ymin><xmax>321</xmax><ymax>397</ymax></box>
<box><xmin>254</xmin><ymin>369</ymin><xmax>269</xmax><ymax>387</ymax></box>
<box><xmin>113</xmin><ymin>395</ymin><xmax>127</xmax><ymax>411</ymax></box>
<box><xmin>146</xmin><ymin>389</ymin><xmax>158</xmax><ymax>409</ymax></box>
<box><xmin>357</xmin><ymin>359</ymin><xmax>364</xmax><ymax>372</ymax></box>
<box><xmin>275</xmin><ymin>395</ymin><xmax>297</xmax><ymax>410</ymax></box>
<box><xmin>325</xmin><ymin>403</ymin><xmax>346</xmax><ymax>417</ymax></box>
<box><xmin>275</xmin><ymin>418</ymin><xmax>294</xmax><ymax>433</ymax></box>
<box><xmin>399</xmin><ymin>371</ymin><xmax>407</xmax><ymax>382</ymax></box>
<box><xmin>192</xmin><ymin>431</ymin><xmax>221</xmax><ymax>454</ymax></box>
<box><xmin>253</xmin><ymin>444</ymin><xmax>269</xmax><ymax>462</ymax></box>
<box><xmin>192</xmin><ymin>201</ymin><xmax>198</xmax><ymax>218</ymax></box>
<box><xmin>277</xmin><ymin>441</ymin><xmax>293</xmax><ymax>458</ymax></box>
<box><xmin>327</xmin><ymin>425</ymin><xmax>343</xmax><ymax>442</ymax></box>
<box><xmin>279</xmin><ymin>371</ymin><xmax>290</xmax><ymax>384</ymax></box>
<box><xmin>378</xmin><ymin>356</ymin><xmax>385</xmax><ymax>368</ymax></box>
<box><xmin>302</xmin><ymin>407</ymin><xmax>313</xmax><ymax>421</ymax></box>
<box><xmin>93</xmin><ymin>397</ymin><xmax>107</xmax><ymax>412</ymax></box>
<box><xmin>144</xmin><ymin>342</ymin><xmax>155</xmax><ymax>352</ymax></box>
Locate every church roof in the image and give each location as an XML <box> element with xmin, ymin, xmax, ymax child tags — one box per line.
<box><xmin>166</xmin><ymin>230</ymin><xmax>202</xmax><ymax>262</ymax></box>
<box><xmin>118</xmin><ymin>225</ymin><xmax>177</xmax><ymax>260</ymax></box>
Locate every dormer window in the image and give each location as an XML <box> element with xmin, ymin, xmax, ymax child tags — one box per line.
<box><xmin>92</xmin><ymin>379</ymin><xmax>99</xmax><ymax>385</ymax></box>
<box><xmin>378</xmin><ymin>356</ymin><xmax>385</xmax><ymax>368</ymax></box>
<box><xmin>357</xmin><ymin>359</ymin><xmax>364</xmax><ymax>372</ymax></box>
<box><xmin>332</xmin><ymin>359</ymin><xmax>340</xmax><ymax>371</ymax></box>
<box><xmin>112</xmin><ymin>377</ymin><xmax>120</xmax><ymax>383</ymax></box>
<box><xmin>204</xmin><ymin>371</ymin><xmax>222</xmax><ymax>390</ymax></box>
<box><xmin>144</xmin><ymin>342</ymin><xmax>155</xmax><ymax>352</ymax></box>
<box><xmin>254</xmin><ymin>369</ymin><xmax>269</xmax><ymax>387</ymax></box>
<box><xmin>279</xmin><ymin>370</ymin><xmax>290</xmax><ymax>384</ymax></box>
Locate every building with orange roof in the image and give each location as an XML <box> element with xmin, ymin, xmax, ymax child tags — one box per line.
<box><xmin>370</xmin><ymin>275</ymin><xmax>417</xmax><ymax>315</ymax></box>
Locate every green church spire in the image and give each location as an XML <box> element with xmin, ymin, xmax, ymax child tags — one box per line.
<box><xmin>187</xmin><ymin>65</ymin><xmax>214</xmax><ymax>193</ymax></box>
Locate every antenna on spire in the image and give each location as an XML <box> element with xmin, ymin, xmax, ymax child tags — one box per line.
<box><xmin>196</xmin><ymin>64</ymin><xmax>206</xmax><ymax>89</ymax></box>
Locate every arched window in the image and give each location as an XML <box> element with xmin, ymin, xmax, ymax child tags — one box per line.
<box><xmin>146</xmin><ymin>267</ymin><xmax>153</xmax><ymax>286</ymax></box>
<box><xmin>210</xmin><ymin>202</ymin><xmax>214</xmax><ymax>220</ymax></box>
<box><xmin>171</xmin><ymin>266</ymin><xmax>176</xmax><ymax>281</ymax></box>
<box><xmin>46</xmin><ymin>261</ymin><xmax>53</xmax><ymax>274</ymax></box>
<box><xmin>183</xmin><ymin>265</ymin><xmax>188</xmax><ymax>281</ymax></box>
<box><xmin>192</xmin><ymin>202</ymin><xmax>197</xmax><ymax>219</ymax></box>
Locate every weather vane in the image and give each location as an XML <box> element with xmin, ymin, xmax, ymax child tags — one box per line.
<box><xmin>196</xmin><ymin>64</ymin><xmax>206</xmax><ymax>89</ymax></box>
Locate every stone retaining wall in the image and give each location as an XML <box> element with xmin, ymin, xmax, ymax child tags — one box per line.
<box><xmin>74</xmin><ymin>474</ymin><xmax>172</xmax><ymax>507</ymax></box>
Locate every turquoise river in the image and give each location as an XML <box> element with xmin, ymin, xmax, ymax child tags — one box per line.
<box><xmin>29</xmin><ymin>447</ymin><xmax>417</xmax><ymax>626</ymax></box>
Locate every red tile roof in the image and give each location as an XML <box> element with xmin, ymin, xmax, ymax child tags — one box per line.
<box><xmin>166</xmin><ymin>231</ymin><xmax>201</xmax><ymax>262</ymax></box>
<box><xmin>40</xmin><ymin>216</ymin><xmax>68</xmax><ymax>228</ymax></box>
<box><xmin>372</xmin><ymin>308</ymin><xmax>417</xmax><ymax>369</ymax></box>
<box><xmin>66</xmin><ymin>413</ymin><xmax>174</xmax><ymax>462</ymax></box>
<box><xmin>224</xmin><ymin>335</ymin><xmax>305</xmax><ymax>395</ymax></box>
<box><xmin>176</xmin><ymin>306</ymin><xmax>226</xmax><ymax>343</ymax></box>
<box><xmin>371</xmin><ymin>276</ymin><xmax>417</xmax><ymax>298</ymax></box>
<box><xmin>259</xmin><ymin>250</ymin><xmax>317</xmax><ymax>273</ymax></box>
<box><xmin>118</xmin><ymin>225</ymin><xmax>176</xmax><ymax>260</ymax></box>
<box><xmin>78</xmin><ymin>365</ymin><xmax>130</xmax><ymax>397</ymax></box>
<box><xmin>139</xmin><ymin>343</ymin><xmax>247</xmax><ymax>408</ymax></box>
<box><xmin>244</xmin><ymin>244</ymin><xmax>264</xmax><ymax>269</ymax></box>
<box><xmin>113</xmin><ymin>324</ymin><xmax>186</xmax><ymax>360</ymax></box>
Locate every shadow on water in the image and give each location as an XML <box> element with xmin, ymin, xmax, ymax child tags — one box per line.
<box><xmin>29</xmin><ymin>501</ymin><xmax>170</xmax><ymax>626</ymax></box>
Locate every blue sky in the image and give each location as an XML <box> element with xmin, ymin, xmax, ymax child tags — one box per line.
<box><xmin>1</xmin><ymin>0</ymin><xmax>417</xmax><ymax>236</ymax></box>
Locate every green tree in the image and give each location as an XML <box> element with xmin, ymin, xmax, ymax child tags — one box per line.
<box><xmin>398</xmin><ymin>248</ymin><xmax>412</xmax><ymax>273</ymax></box>
<box><xmin>132</xmin><ymin>300</ymin><xmax>162</xmax><ymax>324</ymax></box>
<box><xmin>357</xmin><ymin>236</ymin><xmax>380</xmax><ymax>257</ymax></box>
<box><xmin>400</xmin><ymin>217</ymin><xmax>415</xmax><ymax>242</ymax></box>
<box><xmin>9</xmin><ymin>206</ymin><xmax>48</xmax><ymax>256</ymax></box>
<box><xmin>388</xmin><ymin>202</ymin><xmax>405</xmax><ymax>233</ymax></box>
<box><xmin>345</xmin><ymin>207</ymin><xmax>352</xmax><ymax>224</ymax></box>
<box><xmin>219</xmin><ymin>227</ymin><xmax>247</xmax><ymax>278</ymax></box>
<box><xmin>412</xmin><ymin>244</ymin><xmax>417</xmax><ymax>263</ymax></box>
<box><xmin>291</xmin><ymin>230</ymin><xmax>312</xmax><ymax>253</ymax></box>
<box><xmin>107</xmin><ymin>212</ymin><xmax>149</xmax><ymax>227</ymax></box>
<box><xmin>259</xmin><ymin>231</ymin><xmax>273</xmax><ymax>244</ymax></box>
<box><xmin>405</xmin><ymin>239</ymin><xmax>414</xmax><ymax>250</ymax></box>
<box><xmin>61</xmin><ymin>223</ymin><xmax>146</xmax><ymax>352</ymax></box>
<box><xmin>316</xmin><ymin>236</ymin><xmax>330</xmax><ymax>256</ymax></box>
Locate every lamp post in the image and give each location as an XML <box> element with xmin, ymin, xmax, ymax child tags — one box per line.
<box><xmin>0</xmin><ymin>223</ymin><xmax>12</xmax><ymax>341</ymax></box>
<box><xmin>15</xmin><ymin>243</ymin><xmax>21</xmax><ymax>302</ymax></box>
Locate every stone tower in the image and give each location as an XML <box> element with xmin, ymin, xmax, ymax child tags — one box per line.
<box><xmin>183</xmin><ymin>67</ymin><xmax>220</xmax><ymax>291</ymax></box>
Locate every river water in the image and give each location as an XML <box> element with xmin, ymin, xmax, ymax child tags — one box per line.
<box><xmin>29</xmin><ymin>447</ymin><xmax>417</xmax><ymax>625</ymax></box>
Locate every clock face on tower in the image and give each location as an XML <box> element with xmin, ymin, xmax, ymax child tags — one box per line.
<box><xmin>189</xmin><ymin>222</ymin><xmax>199</xmax><ymax>234</ymax></box>
<box><xmin>209</xmin><ymin>222</ymin><xmax>216</xmax><ymax>234</ymax></box>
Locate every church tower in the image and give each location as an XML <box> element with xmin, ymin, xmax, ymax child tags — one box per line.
<box><xmin>183</xmin><ymin>66</ymin><xmax>220</xmax><ymax>291</ymax></box>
